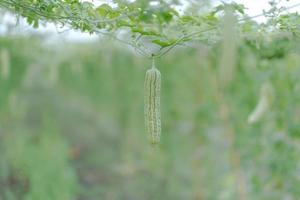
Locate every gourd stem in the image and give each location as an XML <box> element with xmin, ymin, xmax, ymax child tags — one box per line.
<box><xmin>152</xmin><ymin>55</ymin><xmax>155</xmax><ymax>69</ymax></box>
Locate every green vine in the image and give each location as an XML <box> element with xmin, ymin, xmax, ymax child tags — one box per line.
<box><xmin>1</xmin><ymin>0</ymin><xmax>300</xmax><ymax>57</ymax></box>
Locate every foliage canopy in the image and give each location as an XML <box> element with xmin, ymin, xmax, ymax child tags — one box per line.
<box><xmin>1</xmin><ymin>0</ymin><xmax>300</xmax><ymax>57</ymax></box>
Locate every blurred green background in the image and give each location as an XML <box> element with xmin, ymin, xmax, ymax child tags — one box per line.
<box><xmin>1</xmin><ymin>33</ymin><xmax>300</xmax><ymax>200</ymax></box>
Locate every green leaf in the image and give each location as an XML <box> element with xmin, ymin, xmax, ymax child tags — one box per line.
<box><xmin>96</xmin><ymin>4</ymin><xmax>113</xmax><ymax>17</ymax></box>
<box><xmin>152</xmin><ymin>39</ymin><xmax>177</xmax><ymax>47</ymax></box>
<box><xmin>131</xmin><ymin>27</ymin><xmax>162</xmax><ymax>36</ymax></box>
<box><xmin>180</xmin><ymin>16</ymin><xmax>195</xmax><ymax>23</ymax></box>
<box><xmin>33</xmin><ymin>19</ymin><xmax>39</xmax><ymax>28</ymax></box>
<box><xmin>159</xmin><ymin>11</ymin><xmax>173</xmax><ymax>23</ymax></box>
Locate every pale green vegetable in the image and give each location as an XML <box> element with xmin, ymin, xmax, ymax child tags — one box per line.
<box><xmin>144</xmin><ymin>64</ymin><xmax>161</xmax><ymax>144</ymax></box>
<box><xmin>248</xmin><ymin>82</ymin><xmax>273</xmax><ymax>124</ymax></box>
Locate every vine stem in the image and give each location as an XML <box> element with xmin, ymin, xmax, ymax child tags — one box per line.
<box><xmin>2</xmin><ymin>0</ymin><xmax>300</xmax><ymax>59</ymax></box>
<box><xmin>151</xmin><ymin>55</ymin><xmax>156</xmax><ymax>69</ymax></box>
<box><xmin>152</xmin><ymin>1</ymin><xmax>300</xmax><ymax>58</ymax></box>
<box><xmin>0</xmin><ymin>0</ymin><xmax>138</xmax><ymax>24</ymax></box>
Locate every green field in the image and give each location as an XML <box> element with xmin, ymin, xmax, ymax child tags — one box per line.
<box><xmin>0</xmin><ymin>34</ymin><xmax>299</xmax><ymax>199</ymax></box>
<box><xmin>1</xmin><ymin>0</ymin><xmax>300</xmax><ymax>199</ymax></box>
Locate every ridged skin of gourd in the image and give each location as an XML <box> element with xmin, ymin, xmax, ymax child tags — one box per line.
<box><xmin>144</xmin><ymin>67</ymin><xmax>161</xmax><ymax>144</ymax></box>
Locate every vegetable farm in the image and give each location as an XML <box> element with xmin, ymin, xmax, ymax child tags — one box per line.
<box><xmin>1</xmin><ymin>0</ymin><xmax>300</xmax><ymax>199</ymax></box>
